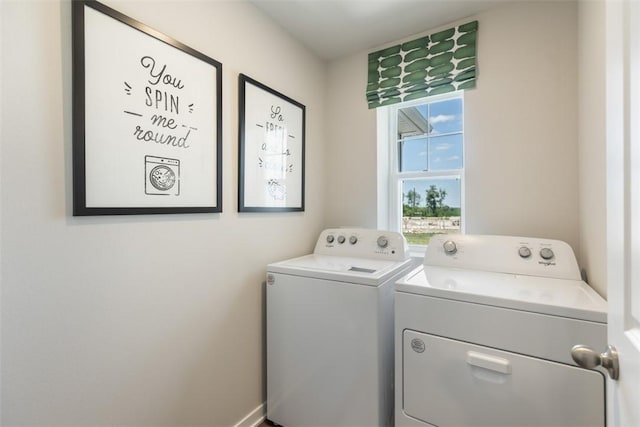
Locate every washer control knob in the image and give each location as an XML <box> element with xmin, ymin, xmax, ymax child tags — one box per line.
<box><xmin>443</xmin><ymin>240</ymin><xmax>457</xmax><ymax>255</ymax></box>
<box><xmin>326</xmin><ymin>235</ymin><xmax>335</xmax><ymax>244</ymax></box>
<box><xmin>540</xmin><ymin>247</ymin><xmax>554</xmax><ymax>260</ymax></box>
<box><xmin>377</xmin><ymin>236</ymin><xmax>389</xmax><ymax>248</ymax></box>
<box><xmin>518</xmin><ymin>246</ymin><xmax>532</xmax><ymax>258</ymax></box>
<box><xmin>337</xmin><ymin>235</ymin><xmax>346</xmax><ymax>244</ymax></box>
<box><xmin>349</xmin><ymin>235</ymin><xmax>358</xmax><ymax>245</ymax></box>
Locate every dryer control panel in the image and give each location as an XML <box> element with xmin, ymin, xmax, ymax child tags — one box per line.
<box><xmin>314</xmin><ymin>228</ymin><xmax>409</xmax><ymax>261</ymax></box>
<box><xmin>424</xmin><ymin>234</ymin><xmax>581</xmax><ymax>280</ymax></box>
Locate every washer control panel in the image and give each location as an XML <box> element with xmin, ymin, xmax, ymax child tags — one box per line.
<box><xmin>427</xmin><ymin>234</ymin><xmax>581</xmax><ymax>280</ymax></box>
<box><xmin>315</xmin><ymin>228</ymin><xmax>409</xmax><ymax>261</ymax></box>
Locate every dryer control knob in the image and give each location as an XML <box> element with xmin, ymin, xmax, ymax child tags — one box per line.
<box><xmin>337</xmin><ymin>235</ymin><xmax>346</xmax><ymax>244</ymax></box>
<box><xmin>518</xmin><ymin>246</ymin><xmax>532</xmax><ymax>258</ymax></box>
<box><xmin>443</xmin><ymin>240</ymin><xmax>457</xmax><ymax>255</ymax></box>
<box><xmin>540</xmin><ymin>247</ymin><xmax>554</xmax><ymax>260</ymax></box>
<box><xmin>326</xmin><ymin>235</ymin><xmax>335</xmax><ymax>244</ymax></box>
<box><xmin>349</xmin><ymin>235</ymin><xmax>358</xmax><ymax>245</ymax></box>
<box><xmin>377</xmin><ymin>236</ymin><xmax>389</xmax><ymax>248</ymax></box>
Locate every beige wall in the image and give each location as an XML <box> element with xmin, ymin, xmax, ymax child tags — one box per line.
<box><xmin>0</xmin><ymin>0</ymin><xmax>610</xmax><ymax>425</ymax></box>
<box><xmin>326</xmin><ymin>1</ymin><xmax>581</xmax><ymax>253</ymax></box>
<box><xmin>577</xmin><ymin>1</ymin><xmax>607</xmax><ymax>297</ymax></box>
<box><xmin>464</xmin><ymin>1</ymin><xmax>578</xmax><ymax>248</ymax></box>
<box><xmin>325</xmin><ymin>52</ymin><xmax>378</xmax><ymax>229</ymax></box>
<box><xmin>0</xmin><ymin>1</ymin><xmax>325</xmax><ymax>425</ymax></box>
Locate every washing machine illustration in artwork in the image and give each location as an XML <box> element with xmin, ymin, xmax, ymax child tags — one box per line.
<box><xmin>145</xmin><ymin>155</ymin><xmax>180</xmax><ymax>196</ymax></box>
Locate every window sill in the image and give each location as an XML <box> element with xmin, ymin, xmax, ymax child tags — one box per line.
<box><xmin>408</xmin><ymin>244</ymin><xmax>426</xmax><ymax>262</ymax></box>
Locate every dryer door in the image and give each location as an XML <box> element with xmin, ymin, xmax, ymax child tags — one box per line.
<box><xmin>402</xmin><ymin>330</ymin><xmax>605</xmax><ymax>427</ymax></box>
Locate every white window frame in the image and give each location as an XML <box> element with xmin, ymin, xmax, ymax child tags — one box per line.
<box><xmin>377</xmin><ymin>92</ymin><xmax>466</xmax><ymax>253</ymax></box>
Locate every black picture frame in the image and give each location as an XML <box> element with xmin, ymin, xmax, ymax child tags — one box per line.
<box><xmin>238</xmin><ymin>74</ymin><xmax>306</xmax><ymax>212</ymax></box>
<box><xmin>72</xmin><ymin>0</ymin><xmax>222</xmax><ymax>215</ymax></box>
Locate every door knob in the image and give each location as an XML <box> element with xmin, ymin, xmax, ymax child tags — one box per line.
<box><xmin>571</xmin><ymin>344</ymin><xmax>619</xmax><ymax>380</ymax></box>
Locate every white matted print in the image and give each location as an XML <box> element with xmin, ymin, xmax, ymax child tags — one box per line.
<box><xmin>238</xmin><ymin>74</ymin><xmax>305</xmax><ymax>212</ymax></box>
<box><xmin>72</xmin><ymin>1</ymin><xmax>222</xmax><ymax>215</ymax></box>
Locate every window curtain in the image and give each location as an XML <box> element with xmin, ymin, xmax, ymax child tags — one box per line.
<box><xmin>366</xmin><ymin>21</ymin><xmax>478</xmax><ymax>109</ymax></box>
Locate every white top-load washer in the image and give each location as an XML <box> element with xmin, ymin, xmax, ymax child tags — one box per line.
<box><xmin>395</xmin><ymin>234</ymin><xmax>607</xmax><ymax>427</ymax></box>
<box><xmin>267</xmin><ymin>228</ymin><xmax>413</xmax><ymax>427</ymax></box>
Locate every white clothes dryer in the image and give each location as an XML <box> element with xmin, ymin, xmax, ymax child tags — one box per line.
<box><xmin>395</xmin><ymin>234</ymin><xmax>607</xmax><ymax>427</ymax></box>
<box><xmin>267</xmin><ymin>228</ymin><xmax>413</xmax><ymax>427</ymax></box>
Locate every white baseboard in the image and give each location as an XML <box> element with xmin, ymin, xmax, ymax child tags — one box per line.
<box><xmin>234</xmin><ymin>402</ymin><xmax>266</xmax><ymax>427</ymax></box>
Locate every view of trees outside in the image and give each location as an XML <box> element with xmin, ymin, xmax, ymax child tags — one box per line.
<box><xmin>402</xmin><ymin>179</ymin><xmax>461</xmax><ymax>245</ymax></box>
<box><xmin>396</xmin><ymin>96</ymin><xmax>463</xmax><ymax>245</ymax></box>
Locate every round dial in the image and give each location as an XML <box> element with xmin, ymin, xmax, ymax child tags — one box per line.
<box><xmin>337</xmin><ymin>235</ymin><xmax>346</xmax><ymax>244</ymax></box>
<box><xmin>518</xmin><ymin>246</ymin><xmax>532</xmax><ymax>258</ymax></box>
<box><xmin>349</xmin><ymin>236</ymin><xmax>358</xmax><ymax>245</ymax></box>
<box><xmin>326</xmin><ymin>235</ymin><xmax>335</xmax><ymax>244</ymax></box>
<box><xmin>443</xmin><ymin>240</ymin><xmax>457</xmax><ymax>255</ymax></box>
<box><xmin>540</xmin><ymin>247</ymin><xmax>554</xmax><ymax>260</ymax></box>
<box><xmin>377</xmin><ymin>236</ymin><xmax>389</xmax><ymax>248</ymax></box>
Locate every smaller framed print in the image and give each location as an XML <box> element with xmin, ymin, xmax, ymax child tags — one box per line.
<box><xmin>72</xmin><ymin>0</ymin><xmax>222</xmax><ymax>215</ymax></box>
<box><xmin>238</xmin><ymin>74</ymin><xmax>306</xmax><ymax>212</ymax></box>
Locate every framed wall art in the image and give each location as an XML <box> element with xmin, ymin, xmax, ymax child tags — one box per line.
<box><xmin>72</xmin><ymin>0</ymin><xmax>222</xmax><ymax>215</ymax></box>
<box><xmin>238</xmin><ymin>74</ymin><xmax>305</xmax><ymax>212</ymax></box>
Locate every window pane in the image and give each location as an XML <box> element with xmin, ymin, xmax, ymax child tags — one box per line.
<box><xmin>429</xmin><ymin>98</ymin><xmax>462</xmax><ymax>134</ymax></box>
<box><xmin>397</xmin><ymin>105</ymin><xmax>430</xmax><ymax>138</ymax></box>
<box><xmin>428</xmin><ymin>134</ymin><xmax>463</xmax><ymax>170</ymax></box>
<box><xmin>399</xmin><ymin>137</ymin><xmax>428</xmax><ymax>172</ymax></box>
<box><xmin>401</xmin><ymin>177</ymin><xmax>461</xmax><ymax>245</ymax></box>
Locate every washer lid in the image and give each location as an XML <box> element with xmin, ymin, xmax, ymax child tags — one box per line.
<box><xmin>396</xmin><ymin>265</ymin><xmax>607</xmax><ymax>323</ymax></box>
<box><xmin>268</xmin><ymin>254</ymin><xmax>413</xmax><ymax>286</ymax></box>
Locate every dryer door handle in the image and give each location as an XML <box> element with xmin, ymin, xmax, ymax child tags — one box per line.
<box><xmin>466</xmin><ymin>351</ymin><xmax>512</xmax><ymax>374</ymax></box>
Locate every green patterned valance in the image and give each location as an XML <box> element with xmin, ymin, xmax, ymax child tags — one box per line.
<box><xmin>366</xmin><ymin>21</ymin><xmax>478</xmax><ymax>109</ymax></box>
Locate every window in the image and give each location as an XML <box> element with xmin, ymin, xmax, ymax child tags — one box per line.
<box><xmin>378</xmin><ymin>93</ymin><xmax>464</xmax><ymax>247</ymax></box>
